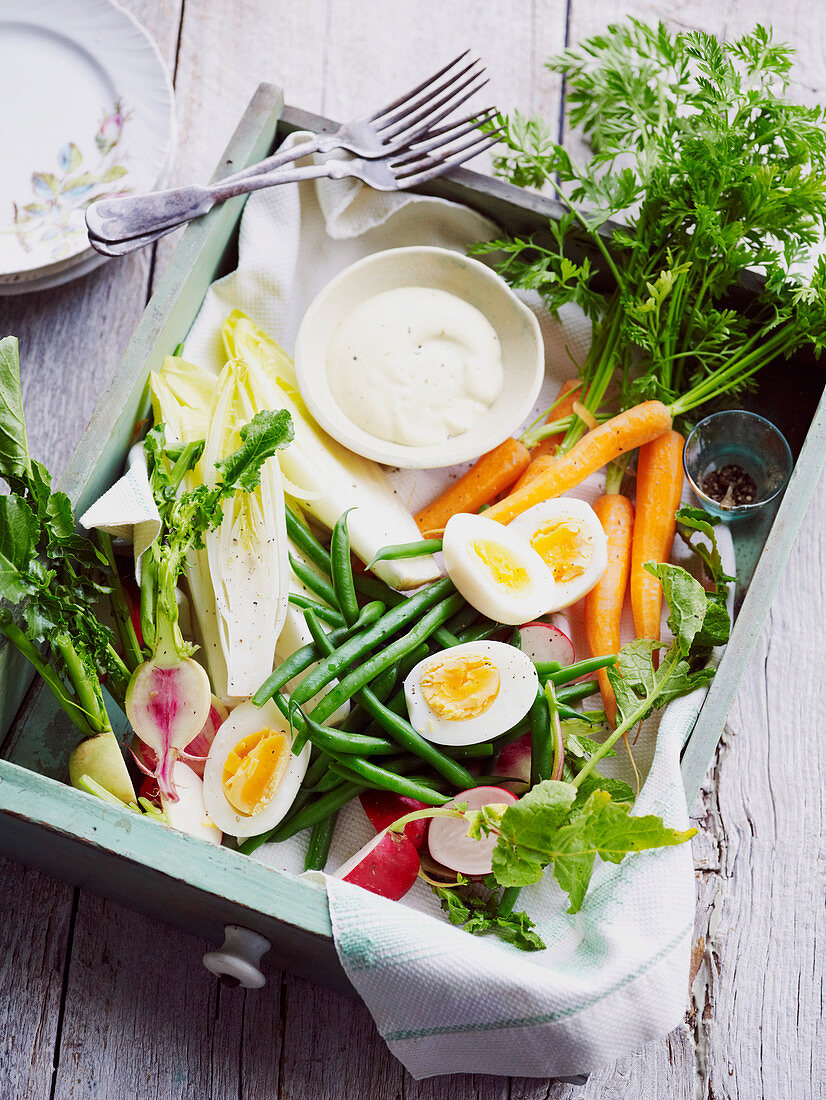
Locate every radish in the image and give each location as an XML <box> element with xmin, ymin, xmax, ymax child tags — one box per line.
<box><xmin>182</xmin><ymin>695</ymin><xmax>228</xmax><ymax>778</ymax></box>
<box><xmin>493</xmin><ymin>731</ymin><xmax>532</xmax><ymax>793</ymax></box>
<box><xmin>518</xmin><ymin>621</ymin><xmax>574</xmax><ymax>666</ymax></box>
<box><xmin>359</xmin><ymin>790</ymin><xmax>429</xmax><ymax>849</ymax></box>
<box><xmin>126</xmin><ymin>644</ymin><xmax>211</xmax><ymax>802</ymax></box>
<box><xmin>428</xmin><ymin>785</ymin><xmax>518</xmax><ymax>876</ymax></box>
<box><xmin>333</xmin><ymin>829</ymin><xmax>420</xmax><ymax>900</ymax></box>
<box><xmin>161</xmin><ymin>761</ymin><xmax>222</xmax><ymax>846</ymax></box>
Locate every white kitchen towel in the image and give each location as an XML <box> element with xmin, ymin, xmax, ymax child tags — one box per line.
<box><xmin>177</xmin><ymin>134</ymin><xmax>730</xmax><ymax>1081</ymax></box>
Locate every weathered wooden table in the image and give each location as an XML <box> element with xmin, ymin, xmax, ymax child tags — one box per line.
<box><xmin>1</xmin><ymin>1</ymin><xmax>823</xmax><ymax>1096</ymax></box>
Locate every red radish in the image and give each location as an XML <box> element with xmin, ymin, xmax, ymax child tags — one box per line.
<box><xmin>494</xmin><ymin>731</ymin><xmax>532</xmax><ymax>793</ymax></box>
<box><xmin>334</xmin><ymin>829</ymin><xmax>420</xmax><ymax>900</ymax></box>
<box><xmin>518</xmin><ymin>621</ymin><xmax>574</xmax><ymax>666</ymax></box>
<box><xmin>359</xmin><ymin>791</ymin><xmax>429</xmax><ymax>849</ymax></box>
<box><xmin>139</xmin><ymin>774</ymin><xmax>162</xmax><ymax>806</ymax></box>
<box><xmin>428</xmin><ymin>785</ymin><xmax>518</xmax><ymax>876</ymax></box>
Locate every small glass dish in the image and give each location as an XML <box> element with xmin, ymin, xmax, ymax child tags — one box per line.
<box><xmin>683</xmin><ymin>410</ymin><xmax>793</xmax><ymax>522</ymax></box>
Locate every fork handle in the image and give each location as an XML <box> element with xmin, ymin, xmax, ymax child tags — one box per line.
<box><xmin>86</xmin><ymin>159</ymin><xmax>340</xmax><ymax>244</ymax></box>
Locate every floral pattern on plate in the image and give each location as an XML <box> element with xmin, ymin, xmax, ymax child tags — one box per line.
<box><xmin>5</xmin><ymin>101</ymin><xmax>134</xmax><ymax>262</ymax></box>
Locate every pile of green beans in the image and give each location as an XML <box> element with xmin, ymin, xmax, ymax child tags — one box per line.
<box><xmin>241</xmin><ymin>506</ymin><xmax>616</xmax><ymax>867</ymax></box>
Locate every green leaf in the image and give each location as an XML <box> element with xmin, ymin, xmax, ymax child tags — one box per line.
<box><xmin>643</xmin><ymin>562</ymin><xmax>708</xmax><ymax>655</ymax></box>
<box><xmin>432</xmin><ymin>880</ymin><xmax>546</xmax><ymax>951</ymax></box>
<box><xmin>100</xmin><ymin>164</ymin><xmax>128</xmax><ymax>182</ymax></box>
<box><xmin>675</xmin><ymin>506</ymin><xmax>735</xmax><ymax>596</ymax></box>
<box><xmin>490</xmin><ymin>780</ymin><xmax>577</xmax><ymax>887</ymax></box>
<box><xmin>216</xmin><ymin>408</ymin><xmax>294</xmax><ymax>494</ymax></box>
<box><xmin>551</xmin><ymin>791</ymin><xmax>696</xmax><ymax>912</ymax></box>
<box><xmin>0</xmin><ymin>337</ymin><xmax>31</xmax><ymax>491</ymax></box>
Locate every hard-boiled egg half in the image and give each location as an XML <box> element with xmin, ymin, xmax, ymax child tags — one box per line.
<box><xmin>202</xmin><ymin>699</ymin><xmax>310</xmax><ymax>838</ymax></box>
<box><xmin>404</xmin><ymin>640</ymin><xmax>538</xmax><ymax>746</ymax></box>
<box><xmin>442</xmin><ymin>513</ymin><xmax>556</xmax><ymax>625</ymax></box>
<box><xmin>509</xmin><ymin>498</ymin><xmax>608</xmax><ymax>612</ymax></box>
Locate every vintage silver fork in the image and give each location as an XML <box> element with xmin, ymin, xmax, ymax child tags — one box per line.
<box><xmin>86</xmin><ymin>52</ymin><xmax>489</xmax><ymax>248</ymax></box>
<box><xmin>88</xmin><ymin>114</ymin><xmax>501</xmax><ymax>257</ymax></box>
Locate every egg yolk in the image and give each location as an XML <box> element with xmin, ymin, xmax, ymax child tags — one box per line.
<box><xmin>530</xmin><ymin>520</ymin><xmax>592</xmax><ymax>583</ymax></box>
<box><xmin>222</xmin><ymin>728</ymin><xmax>290</xmax><ymax>816</ymax></box>
<box><xmin>420</xmin><ymin>653</ymin><xmax>501</xmax><ymax>721</ymax></box>
<box><xmin>471</xmin><ymin>538</ymin><xmax>533</xmax><ymax>592</ymax></box>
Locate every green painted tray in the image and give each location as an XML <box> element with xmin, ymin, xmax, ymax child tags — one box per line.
<box><xmin>1</xmin><ymin>84</ymin><xmax>824</xmax><ymax>992</ymax></box>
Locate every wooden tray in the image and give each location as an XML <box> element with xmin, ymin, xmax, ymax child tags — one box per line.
<box><xmin>1</xmin><ymin>84</ymin><xmax>824</xmax><ymax>995</ymax></box>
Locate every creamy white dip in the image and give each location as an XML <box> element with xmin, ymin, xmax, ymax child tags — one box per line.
<box><xmin>326</xmin><ymin>286</ymin><xmax>503</xmax><ymax>448</ymax></box>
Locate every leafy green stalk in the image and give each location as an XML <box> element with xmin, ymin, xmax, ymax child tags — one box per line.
<box><xmin>140</xmin><ymin>408</ymin><xmax>294</xmax><ymax>662</ymax></box>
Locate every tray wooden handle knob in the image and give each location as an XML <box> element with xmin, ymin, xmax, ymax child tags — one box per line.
<box><xmin>202</xmin><ymin>925</ymin><xmax>271</xmax><ymax>988</ymax></box>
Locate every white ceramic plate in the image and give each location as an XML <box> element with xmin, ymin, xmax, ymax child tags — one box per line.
<box><xmin>0</xmin><ymin>0</ymin><xmax>175</xmax><ymax>292</ymax></box>
<box><xmin>293</xmin><ymin>246</ymin><xmax>545</xmax><ymax>469</ymax></box>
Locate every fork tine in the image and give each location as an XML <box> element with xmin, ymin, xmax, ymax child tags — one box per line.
<box><xmin>392</xmin><ymin>109</ymin><xmax>497</xmax><ymax>164</ymax></box>
<box><xmin>366</xmin><ymin>50</ymin><xmax>472</xmax><ymax>124</ymax></box>
<box><xmin>381</xmin><ymin>71</ymin><xmax>491</xmax><ymax>145</ymax></box>
<box><xmin>394</xmin><ymin>130</ymin><xmax>503</xmax><ymax>187</ymax></box>
<box><xmin>376</xmin><ymin>65</ymin><xmax>486</xmax><ymax>139</ymax></box>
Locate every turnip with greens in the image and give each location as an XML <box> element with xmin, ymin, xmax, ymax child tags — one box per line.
<box><xmin>428</xmin><ymin>786</ymin><xmax>518</xmax><ymax>876</ymax></box>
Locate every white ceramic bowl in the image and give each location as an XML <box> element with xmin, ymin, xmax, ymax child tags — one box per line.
<box><xmin>293</xmin><ymin>246</ymin><xmax>545</xmax><ymax>468</ymax></box>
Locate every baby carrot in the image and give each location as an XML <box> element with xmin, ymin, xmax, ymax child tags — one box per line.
<box><xmin>584</xmin><ymin>494</ymin><xmax>634</xmax><ymax>726</ymax></box>
<box><xmin>486</xmin><ymin>401</ymin><xmax>673</xmax><ymax>525</ymax></box>
<box><xmin>529</xmin><ymin>379</ymin><xmax>583</xmax><ymax>460</ymax></box>
<box><xmin>630</xmin><ymin>430</ymin><xmax>685</xmax><ymax>642</ymax></box>
<box><xmin>414</xmin><ymin>436</ymin><xmax>531</xmax><ymax>537</ymax></box>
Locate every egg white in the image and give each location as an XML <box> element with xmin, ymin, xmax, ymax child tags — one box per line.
<box><xmin>509</xmin><ymin>498</ymin><xmax>608</xmax><ymax>612</ymax></box>
<box><xmin>403</xmin><ymin>640</ymin><xmax>539</xmax><ymax>746</ymax></box>
<box><xmin>442</xmin><ymin>512</ymin><xmax>556</xmax><ymax>625</ymax></box>
<box><xmin>202</xmin><ymin>699</ymin><xmax>310</xmax><ymax>838</ymax></box>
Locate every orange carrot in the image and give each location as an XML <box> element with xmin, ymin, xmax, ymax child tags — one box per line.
<box><xmin>584</xmin><ymin>494</ymin><xmax>634</xmax><ymax>726</ymax></box>
<box><xmin>530</xmin><ymin>379</ymin><xmax>583</xmax><ymax>460</ymax></box>
<box><xmin>486</xmin><ymin>401</ymin><xmax>673</xmax><ymax>525</ymax></box>
<box><xmin>630</xmin><ymin>429</ymin><xmax>685</xmax><ymax>642</ymax></box>
<box><xmin>414</xmin><ymin>437</ymin><xmax>531</xmax><ymax>537</ymax></box>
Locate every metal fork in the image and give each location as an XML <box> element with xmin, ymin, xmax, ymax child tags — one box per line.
<box><xmin>86</xmin><ymin>51</ymin><xmax>489</xmax><ymax>247</ymax></box>
<box><xmin>88</xmin><ymin>115</ymin><xmax>501</xmax><ymax>257</ymax></box>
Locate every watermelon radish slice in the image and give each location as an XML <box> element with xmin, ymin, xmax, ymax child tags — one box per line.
<box><xmin>493</xmin><ymin>731</ymin><xmax>532</xmax><ymax>793</ymax></box>
<box><xmin>428</xmin><ymin>785</ymin><xmax>518</xmax><ymax>876</ymax></box>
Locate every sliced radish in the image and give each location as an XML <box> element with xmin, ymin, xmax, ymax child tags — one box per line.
<box><xmin>334</xmin><ymin>829</ymin><xmax>420</xmax><ymax>900</ymax></box>
<box><xmin>184</xmin><ymin>696</ymin><xmax>229</xmax><ymax>778</ymax></box>
<box><xmin>428</xmin><ymin>785</ymin><xmax>518</xmax><ymax>876</ymax></box>
<box><xmin>494</xmin><ymin>731</ymin><xmax>532</xmax><ymax>793</ymax></box>
<box><xmin>359</xmin><ymin>791</ymin><xmax>429</xmax><ymax>849</ymax></box>
<box><xmin>518</xmin><ymin>622</ymin><xmax>575</xmax><ymax>666</ymax></box>
<box><xmin>161</xmin><ymin>762</ymin><xmax>222</xmax><ymax>846</ymax></box>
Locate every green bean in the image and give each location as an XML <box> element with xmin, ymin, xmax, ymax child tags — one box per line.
<box><xmin>530</xmin><ymin>691</ymin><xmax>552</xmax><ymax>787</ymax></box>
<box><xmin>352</xmin><ymin>571</ymin><xmax>460</xmax><ymax>651</ymax></box>
<box><xmin>288</xmin><ymin>593</ymin><xmax>345</xmax><ymax>627</ymax></box>
<box><xmin>290</xmin><ymin>577</ymin><xmax>455</xmax><ymax>708</ymax></box>
<box><xmin>272</xmin><ymin>685</ymin><xmax>395</xmax><ymax>757</ymax></box>
<box><xmin>537</xmin><ymin>655</ymin><xmax>617</xmax><ymax>684</ymax></box>
<box><xmin>396</xmin><ymin>642</ymin><xmax>430</xmax><ymax>684</ymax></box>
<box><xmin>456</xmin><ymin>622</ymin><xmax>499</xmax><ymax>644</ymax></box>
<box><xmin>252</xmin><ymin>604</ymin><xmax>384</xmax><ymax>707</ymax></box>
<box><xmin>447</xmin><ymin>743</ymin><xmax>495</xmax><ymax>759</ymax></box>
<box><xmin>245</xmin><ymin>782</ymin><xmax>365</xmax><ymax>849</ymax></box>
<box><xmin>302</xmin><ymin>753</ymin><xmax>331</xmax><ymax>791</ymax></box>
<box><xmin>556</xmin><ymin>679</ymin><xmax>599</xmax><ymax>705</ymax></box>
<box><xmin>368</xmin><ymin>538</ymin><xmax>443</xmax><ymax>566</ymax></box>
<box><xmin>444</xmin><ymin>604</ymin><xmax>480</xmax><ymax>635</ymax></box>
<box><xmin>305</xmin><ymin>814</ymin><xmax>338</xmax><ymax>871</ymax></box>
<box><xmin>302</xmin><ymin>606</ymin><xmax>472</xmax><ymax>787</ymax></box>
<box><xmin>498</xmin><ymin>886</ymin><xmax>521</xmax><ymax>917</ymax></box>
<box><xmin>326</xmin><ymin>755</ymin><xmax>449</xmax><ymax>805</ymax></box>
<box><xmin>310</xmin><ymin>767</ymin><xmax>346</xmax><ymax>793</ymax></box>
<box><xmin>556</xmin><ymin>701</ymin><xmax>596</xmax><ymax>722</ymax></box>
<box><xmin>252</xmin><ymin>626</ymin><xmax>348</xmax><ymax>706</ymax></box>
<box><xmin>285</xmin><ymin>505</ymin><xmax>332</xmax><ymax>574</ymax></box>
<box><xmin>330</xmin><ymin>509</ymin><xmax>359</xmax><ymax>625</ymax></box>
<box><xmin>369</xmin><ymin>663</ymin><xmax>398</xmax><ymax>704</ymax></box>
<box><xmin>307</xmin><ymin>593</ymin><xmax>465</xmax><ymax>723</ymax></box>
<box><xmin>289</xmin><ymin>552</ymin><xmax>339</xmax><ymax>610</ymax></box>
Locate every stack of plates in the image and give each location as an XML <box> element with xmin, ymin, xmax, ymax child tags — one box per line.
<box><xmin>0</xmin><ymin>0</ymin><xmax>175</xmax><ymax>295</ymax></box>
